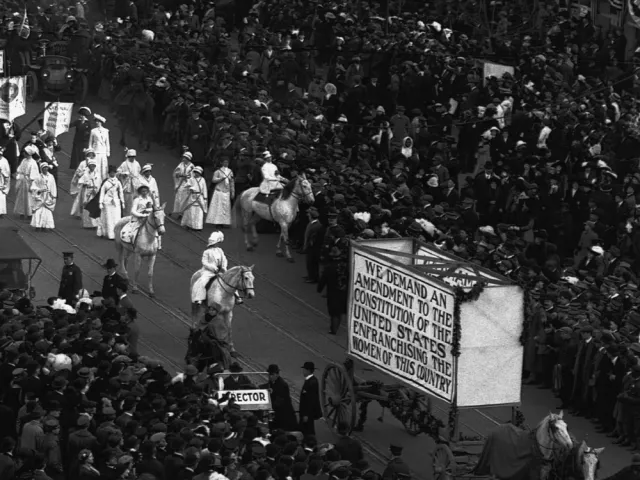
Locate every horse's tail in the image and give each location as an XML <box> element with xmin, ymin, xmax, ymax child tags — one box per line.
<box><xmin>231</xmin><ymin>194</ymin><xmax>243</xmax><ymax>229</ymax></box>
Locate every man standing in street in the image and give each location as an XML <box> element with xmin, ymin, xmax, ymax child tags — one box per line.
<box><xmin>303</xmin><ymin>207</ymin><xmax>324</xmax><ymax>284</ymax></box>
<box><xmin>101</xmin><ymin>258</ymin><xmax>124</xmax><ymax>303</ymax></box>
<box><xmin>58</xmin><ymin>252</ymin><xmax>83</xmax><ymax>305</ymax></box>
<box><xmin>263</xmin><ymin>364</ymin><xmax>298</xmax><ymax>431</ymax></box>
<box><xmin>299</xmin><ymin>361</ymin><xmax>322</xmax><ymax>436</ymax></box>
<box><xmin>382</xmin><ymin>445</ymin><xmax>411</xmax><ymax>480</ymax></box>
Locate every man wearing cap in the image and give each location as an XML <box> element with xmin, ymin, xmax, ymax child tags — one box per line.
<box><xmin>30</xmin><ymin>161</ymin><xmax>57</xmax><ymax>231</ymax></box>
<box><xmin>88</xmin><ymin>113</ymin><xmax>110</xmax><ymax>183</ymax></box>
<box><xmin>13</xmin><ymin>144</ymin><xmax>40</xmax><ymax>219</ymax></box>
<box><xmin>382</xmin><ymin>445</ymin><xmax>410</xmax><ymax>480</ymax></box>
<box><xmin>299</xmin><ymin>361</ymin><xmax>322</xmax><ymax>436</ymax></box>
<box><xmin>58</xmin><ymin>252</ymin><xmax>83</xmax><ymax>305</ymax></box>
<box><xmin>97</xmin><ymin>165</ymin><xmax>124</xmax><ymax>240</ymax></box>
<box><xmin>172</xmin><ymin>151</ymin><xmax>194</xmax><ymax>218</ymax></box>
<box><xmin>117</xmin><ymin>149</ymin><xmax>141</xmax><ymax>214</ymax></box>
<box><xmin>136</xmin><ymin>164</ymin><xmax>160</xmax><ymax>208</ymax></box>
<box><xmin>69</xmin><ymin>107</ymin><xmax>92</xmax><ymax>169</ymax></box>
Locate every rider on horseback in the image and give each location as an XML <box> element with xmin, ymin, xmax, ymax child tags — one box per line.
<box><xmin>121</xmin><ymin>185</ymin><xmax>153</xmax><ymax>244</ymax></box>
<box><xmin>192</xmin><ymin>231</ymin><xmax>243</xmax><ymax>306</ymax></box>
<box><xmin>259</xmin><ymin>151</ymin><xmax>286</xmax><ymax>197</ymax></box>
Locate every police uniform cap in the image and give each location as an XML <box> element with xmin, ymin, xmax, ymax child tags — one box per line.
<box><xmin>63</xmin><ymin>252</ymin><xmax>74</xmax><ymax>257</ymax></box>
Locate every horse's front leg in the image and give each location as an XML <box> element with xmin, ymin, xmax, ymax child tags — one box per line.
<box><xmin>280</xmin><ymin>222</ymin><xmax>294</xmax><ymax>262</ymax></box>
<box><xmin>130</xmin><ymin>253</ymin><xmax>141</xmax><ymax>293</ymax></box>
<box><xmin>147</xmin><ymin>254</ymin><xmax>157</xmax><ymax>297</ymax></box>
<box><xmin>118</xmin><ymin>245</ymin><xmax>129</xmax><ymax>281</ymax></box>
<box><xmin>226</xmin><ymin>310</ymin><xmax>237</xmax><ymax>356</ymax></box>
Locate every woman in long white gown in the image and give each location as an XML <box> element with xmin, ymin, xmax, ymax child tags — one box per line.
<box><xmin>97</xmin><ymin>165</ymin><xmax>124</xmax><ymax>240</ymax></box>
<box><xmin>135</xmin><ymin>164</ymin><xmax>160</xmax><ymax>207</ymax></box>
<box><xmin>88</xmin><ymin>114</ymin><xmax>110</xmax><ymax>184</ymax></box>
<box><xmin>120</xmin><ymin>186</ymin><xmax>153</xmax><ymax>243</ymax></box>
<box><xmin>30</xmin><ymin>162</ymin><xmax>57</xmax><ymax>231</ymax></box>
<box><xmin>172</xmin><ymin>151</ymin><xmax>194</xmax><ymax>217</ymax></box>
<box><xmin>0</xmin><ymin>148</ymin><xmax>10</xmax><ymax>217</ymax></box>
<box><xmin>205</xmin><ymin>158</ymin><xmax>235</xmax><ymax>227</ymax></box>
<box><xmin>181</xmin><ymin>166</ymin><xmax>208</xmax><ymax>231</ymax></box>
<box><xmin>78</xmin><ymin>160</ymin><xmax>101</xmax><ymax>229</ymax></box>
<box><xmin>13</xmin><ymin>145</ymin><xmax>40</xmax><ymax>219</ymax></box>
<box><xmin>117</xmin><ymin>149</ymin><xmax>141</xmax><ymax>215</ymax></box>
<box><xmin>70</xmin><ymin>148</ymin><xmax>95</xmax><ymax>217</ymax></box>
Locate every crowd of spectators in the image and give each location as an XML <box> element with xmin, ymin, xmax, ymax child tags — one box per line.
<box><xmin>3</xmin><ymin>0</ymin><xmax>640</xmax><ymax>462</ymax></box>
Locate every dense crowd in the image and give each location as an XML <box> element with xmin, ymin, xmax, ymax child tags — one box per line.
<box><xmin>2</xmin><ymin>0</ymin><xmax>640</xmax><ymax>468</ymax></box>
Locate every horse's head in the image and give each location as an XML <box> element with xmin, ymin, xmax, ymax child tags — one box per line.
<box><xmin>296</xmin><ymin>175</ymin><xmax>315</xmax><ymax>205</ymax></box>
<box><xmin>241</xmin><ymin>265</ymin><xmax>256</xmax><ymax>300</ymax></box>
<box><xmin>150</xmin><ymin>202</ymin><xmax>167</xmax><ymax>236</ymax></box>
<box><xmin>544</xmin><ymin>411</ymin><xmax>573</xmax><ymax>454</ymax></box>
<box><xmin>576</xmin><ymin>441</ymin><xmax>603</xmax><ymax>480</ymax></box>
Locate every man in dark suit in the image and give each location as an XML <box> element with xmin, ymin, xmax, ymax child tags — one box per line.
<box><xmin>596</xmin><ymin>344</ymin><xmax>625</xmax><ymax>434</ymax></box>
<box><xmin>58</xmin><ymin>252</ymin><xmax>83</xmax><ymax>305</ymax></box>
<box><xmin>299</xmin><ymin>362</ymin><xmax>322</xmax><ymax>436</ymax></box>
<box><xmin>303</xmin><ymin>208</ymin><xmax>324</xmax><ymax>283</ymax></box>
<box><xmin>571</xmin><ymin>325</ymin><xmax>597</xmax><ymax>416</ymax></box>
<box><xmin>116</xmin><ymin>282</ymin><xmax>135</xmax><ymax>314</ymax></box>
<box><xmin>0</xmin><ymin>437</ymin><xmax>16</xmax><ymax>480</ymax></box>
<box><xmin>263</xmin><ymin>364</ymin><xmax>298</xmax><ymax>431</ymax></box>
<box><xmin>223</xmin><ymin>363</ymin><xmax>254</xmax><ymax>390</ymax></box>
<box><xmin>101</xmin><ymin>259</ymin><xmax>124</xmax><ymax>303</ymax></box>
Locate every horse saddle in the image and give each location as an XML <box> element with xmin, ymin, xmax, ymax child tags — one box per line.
<box><xmin>254</xmin><ymin>191</ymin><xmax>280</xmax><ymax>206</ymax></box>
<box><xmin>120</xmin><ymin>224</ymin><xmax>138</xmax><ymax>244</ymax></box>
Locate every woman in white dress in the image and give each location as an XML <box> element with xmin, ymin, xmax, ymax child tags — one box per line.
<box><xmin>13</xmin><ymin>145</ymin><xmax>40</xmax><ymax>219</ymax></box>
<box><xmin>172</xmin><ymin>151</ymin><xmax>194</xmax><ymax>218</ymax></box>
<box><xmin>121</xmin><ymin>186</ymin><xmax>153</xmax><ymax>243</ymax></box>
<box><xmin>135</xmin><ymin>164</ymin><xmax>160</xmax><ymax>207</ymax></box>
<box><xmin>181</xmin><ymin>166</ymin><xmax>208</xmax><ymax>231</ymax></box>
<box><xmin>117</xmin><ymin>149</ymin><xmax>141</xmax><ymax>215</ymax></box>
<box><xmin>0</xmin><ymin>146</ymin><xmax>10</xmax><ymax>217</ymax></box>
<box><xmin>205</xmin><ymin>158</ymin><xmax>235</xmax><ymax>227</ymax></box>
<box><xmin>30</xmin><ymin>162</ymin><xmax>57</xmax><ymax>231</ymax></box>
<box><xmin>78</xmin><ymin>160</ymin><xmax>100</xmax><ymax>229</ymax></box>
<box><xmin>98</xmin><ymin>165</ymin><xmax>124</xmax><ymax>240</ymax></box>
<box><xmin>70</xmin><ymin>148</ymin><xmax>95</xmax><ymax>217</ymax></box>
<box><xmin>88</xmin><ymin>114</ymin><xmax>110</xmax><ymax>184</ymax></box>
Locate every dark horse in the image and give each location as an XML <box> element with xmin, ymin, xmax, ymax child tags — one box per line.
<box><xmin>185</xmin><ymin>326</ymin><xmax>232</xmax><ymax>372</ymax></box>
<box><xmin>113</xmin><ymin>68</ymin><xmax>155</xmax><ymax>150</ymax></box>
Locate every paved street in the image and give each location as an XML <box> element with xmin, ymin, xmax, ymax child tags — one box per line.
<box><xmin>0</xmin><ymin>99</ymin><xmax>630</xmax><ymax>477</ymax></box>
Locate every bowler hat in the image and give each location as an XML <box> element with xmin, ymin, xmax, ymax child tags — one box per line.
<box><xmin>301</xmin><ymin>361</ymin><xmax>316</xmax><ymax>370</ymax></box>
<box><xmin>267</xmin><ymin>364</ymin><xmax>280</xmax><ymax>374</ymax></box>
<box><xmin>229</xmin><ymin>362</ymin><xmax>243</xmax><ymax>373</ymax></box>
<box><xmin>103</xmin><ymin>259</ymin><xmax>117</xmax><ymax>269</ymax></box>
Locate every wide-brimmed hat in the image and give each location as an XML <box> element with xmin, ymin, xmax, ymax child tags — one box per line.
<box><xmin>94</xmin><ymin>114</ymin><xmax>106</xmax><ymax>123</ymax></box>
<box><xmin>207</xmin><ymin>231</ymin><xmax>224</xmax><ymax>246</ymax></box>
<box><xmin>78</xmin><ymin>106</ymin><xmax>91</xmax><ymax>115</ymax></box>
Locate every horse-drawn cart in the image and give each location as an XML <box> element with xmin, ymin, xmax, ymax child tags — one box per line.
<box><xmin>320</xmin><ymin>238</ymin><xmax>527</xmax><ymax>479</ymax></box>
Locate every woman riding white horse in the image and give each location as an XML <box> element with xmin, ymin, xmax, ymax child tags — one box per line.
<box><xmin>192</xmin><ymin>231</ymin><xmax>242</xmax><ymax>305</ymax></box>
<box><xmin>259</xmin><ymin>151</ymin><xmax>286</xmax><ymax>195</ymax></box>
<box><xmin>121</xmin><ymin>185</ymin><xmax>154</xmax><ymax>243</ymax></box>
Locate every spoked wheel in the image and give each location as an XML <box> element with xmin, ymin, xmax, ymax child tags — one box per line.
<box><xmin>26</xmin><ymin>71</ymin><xmax>39</xmax><ymax>102</ymax></box>
<box><xmin>320</xmin><ymin>363</ymin><xmax>357</xmax><ymax>432</ymax></box>
<box><xmin>433</xmin><ymin>445</ymin><xmax>457</xmax><ymax>480</ymax></box>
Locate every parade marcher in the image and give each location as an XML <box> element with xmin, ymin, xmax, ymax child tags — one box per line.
<box><xmin>77</xmin><ymin>159</ymin><xmax>101</xmax><ymax>229</ymax></box>
<box><xmin>120</xmin><ymin>185</ymin><xmax>154</xmax><ymax>244</ymax></box>
<box><xmin>181</xmin><ymin>166</ymin><xmax>207</xmax><ymax>231</ymax></box>
<box><xmin>205</xmin><ymin>158</ymin><xmax>235</xmax><ymax>228</ymax></box>
<box><xmin>13</xmin><ymin>145</ymin><xmax>41</xmax><ymax>220</ymax></box>
<box><xmin>97</xmin><ymin>165</ymin><xmax>124</xmax><ymax>240</ymax></box>
<box><xmin>101</xmin><ymin>259</ymin><xmax>125</xmax><ymax>303</ymax></box>
<box><xmin>263</xmin><ymin>364</ymin><xmax>298</xmax><ymax>432</ymax></box>
<box><xmin>258</xmin><ymin>151</ymin><xmax>285</xmax><ymax>199</ymax></box>
<box><xmin>0</xmin><ymin>146</ymin><xmax>10</xmax><ymax>217</ymax></box>
<box><xmin>70</xmin><ymin>148</ymin><xmax>96</xmax><ymax>218</ymax></box>
<box><xmin>136</xmin><ymin>164</ymin><xmax>160</xmax><ymax>207</ymax></box>
<box><xmin>58</xmin><ymin>252</ymin><xmax>83</xmax><ymax>305</ymax></box>
<box><xmin>299</xmin><ymin>361</ymin><xmax>322</xmax><ymax>436</ymax></box>
<box><xmin>69</xmin><ymin>106</ymin><xmax>92</xmax><ymax>169</ymax></box>
<box><xmin>191</xmin><ymin>231</ymin><xmax>228</xmax><ymax>305</ymax></box>
<box><xmin>39</xmin><ymin>137</ymin><xmax>59</xmax><ymax>183</ymax></box>
<box><xmin>172</xmin><ymin>151</ymin><xmax>194</xmax><ymax>218</ymax></box>
<box><xmin>30</xmin><ymin>162</ymin><xmax>57</xmax><ymax>232</ymax></box>
<box><xmin>117</xmin><ymin>149</ymin><xmax>141</xmax><ymax>215</ymax></box>
<box><xmin>88</xmin><ymin>114</ymin><xmax>110</xmax><ymax>184</ymax></box>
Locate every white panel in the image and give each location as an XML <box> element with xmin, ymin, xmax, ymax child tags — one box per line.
<box><xmin>456</xmin><ymin>285</ymin><xmax>524</xmax><ymax>407</ymax></box>
<box><xmin>356</xmin><ymin>239</ymin><xmax>414</xmax><ymax>266</ymax></box>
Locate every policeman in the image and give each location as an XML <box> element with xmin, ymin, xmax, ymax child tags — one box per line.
<box><xmin>382</xmin><ymin>444</ymin><xmax>411</xmax><ymax>480</ymax></box>
<box><xmin>57</xmin><ymin>252</ymin><xmax>83</xmax><ymax>305</ymax></box>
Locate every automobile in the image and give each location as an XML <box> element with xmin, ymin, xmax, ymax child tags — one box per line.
<box><xmin>25</xmin><ymin>39</ymin><xmax>89</xmax><ymax>103</ymax></box>
<box><xmin>0</xmin><ymin>228</ymin><xmax>42</xmax><ymax>300</ymax></box>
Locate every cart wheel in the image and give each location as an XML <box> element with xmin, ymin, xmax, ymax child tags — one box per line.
<box><xmin>433</xmin><ymin>445</ymin><xmax>457</xmax><ymax>480</ymax></box>
<box><xmin>75</xmin><ymin>73</ymin><xmax>88</xmax><ymax>103</ymax></box>
<box><xmin>26</xmin><ymin>71</ymin><xmax>39</xmax><ymax>102</ymax></box>
<box><xmin>320</xmin><ymin>363</ymin><xmax>357</xmax><ymax>432</ymax></box>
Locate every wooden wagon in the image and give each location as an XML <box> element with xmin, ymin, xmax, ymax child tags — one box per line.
<box><xmin>320</xmin><ymin>238</ymin><xmax>525</xmax><ymax>479</ymax></box>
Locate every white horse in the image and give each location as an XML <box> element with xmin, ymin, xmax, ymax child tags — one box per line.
<box><xmin>189</xmin><ymin>265</ymin><xmax>256</xmax><ymax>356</ymax></box>
<box><xmin>474</xmin><ymin>411</ymin><xmax>574</xmax><ymax>480</ymax></box>
<box><xmin>114</xmin><ymin>203</ymin><xmax>167</xmax><ymax>297</ymax></box>
<box><xmin>552</xmin><ymin>440</ymin><xmax>603</xmax><ymax>480</ymax></box>
<box><xmin>233</xmin><ymin>175</ymin><xmax>315</xmax><ymax>262</ymax></box>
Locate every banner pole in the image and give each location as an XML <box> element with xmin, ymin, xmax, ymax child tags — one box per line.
<box><xmin>20</xmin><ymin>97</ymin><xmax>59</xmax><ymax>131</ymax></box>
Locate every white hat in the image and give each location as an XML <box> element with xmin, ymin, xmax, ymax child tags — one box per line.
<box><xmin>66</xmin><ymin>15</ymin><xmax>77</xmax><ymax>23</ymax></box>
<box><xmin>87</xmin><ymin>159</ymin><xmax>97</xmax><ymax>167</ymax></box>
<box><xmin>338</xmin><ymin>114</ymin><xmax>348</xmax><ymax>123</ymax></box>
<box><xmin>182</xmin><ymin>152</ymin><xmax>193</xmax><ymax>161</ymax></box>
<box><xmin>126</xmin><ymin>149</ymin><xmax>137</xmax><ymax>157</ymax></box>
<box><xmin>207</xmin><ymin>231</ymin><xmax>224</xmax><ymax>246</ymax></box>
<box><xmin>94</xmin><ymin>114</ymin><xmax>106</xmax><ymax>123</ymax></box>
<box><xmin>590</xmin><ymin>246</ymin><xmax>604</xmax><ymax>255</ymax></box>
<box><xmin>141</xmin><ymin>164</ymin><xmax>153</xmax><ymax>173</ymax></box>
<box><xmin>263</xmin><ymin>151</ymin><xmax>272</xmax><ymax>159</ymax></box>
<box><xmin>479</xmin><ymin>225</ymin><xmax>496</xmax><ymax>236</ymax></box>
<box><xmin>141</xmin><ymin>29</ymin><xmax>155</xmax><ymax>42</ymax></box>
<box><xmin>155</xmin><ymin>77</ymin><xmax>170</xmax><ymax>88</ymax></box>
<box><xmin>193</xmin><ymin>166</ymin><xmax>203</xmax><ymax>175</ymax></box>
<box><xmin>39</xmin><ymin>162</ymin><xmax>50</xmax><ymax>169</ymax></box>
<box><xmin>516</xmin><ymin>140</ymin><xmax>527</xmax><ymax>148</ymax></box>
<box><xmin>24</xmin><ymin>145</ymin><xmax>38</xmax><ymax>156</ymax></box>
<box><xmin>84</xmin><ymin>147</ymin><xmax>95</xmax><ymax>156</ymax></box>
<box><xmin>78</xmin><ymin>106</ymin><xmax>91</xmax><ymax>115</ymax></box>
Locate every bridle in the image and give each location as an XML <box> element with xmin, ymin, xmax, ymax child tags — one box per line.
<box><xmin>216</xmin><ymin>267</ymin><xmax>254</xmax><ymax>298</ymax></box>
<box><xmin>536</xmin><ymin>418</ymin><xmax>570</xmax><ymax>463</ymax></box>
<box><xmin>288</xmin><ymin>177</ymin><xmax>313</xmax><ymax>202</ymax></box>
<box><xmin>133</xmin><ymin>205</ymin><xmax>165</xmax><ymax>247</ymax></box>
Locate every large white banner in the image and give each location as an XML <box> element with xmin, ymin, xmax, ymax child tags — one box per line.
<box><xmin>43</xmin><ymin>102</ymin><xmax>74</xmax><ymax>137</ymax></box>
<box><xmin>0</xmin><ymin>77</ymin><xmax>26</xmax><ymax>121</ymax></box>
<box><xmin>482</xmin><ymin>62</ymin><xmax>514</xmax><ymax>86</ymax></box>
<box><xmin>348</xmin><ymin>248</ymin><xmax>456</xmax><ymax>402</ymax></box>
<box><xmin>0</xmin><ymin>50</ymin><xmax>4</xmax><ymax>75</ymax></box>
